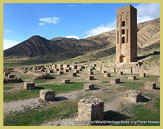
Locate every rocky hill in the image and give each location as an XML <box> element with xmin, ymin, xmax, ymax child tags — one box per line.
<box><xmin>87</xmin><ymin>18</ymin><xmax>160</xmax><ymax>49</ymax></box>
<box><xmin>4</xmin><ymin>18</ymin><xmax>160</xmax><ymax>57</ymax></box>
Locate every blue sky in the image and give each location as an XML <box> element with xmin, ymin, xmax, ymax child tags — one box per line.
<box><xmin>3</xmin><ymin>3</ymin><xmax>160</xmax><ymax>50</ymax></box>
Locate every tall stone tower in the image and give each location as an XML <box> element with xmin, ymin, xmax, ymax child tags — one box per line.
<box><xmin>116</xmin><ymin>5</ymin><xmax>137</xmax><ymax>63</ymax></box>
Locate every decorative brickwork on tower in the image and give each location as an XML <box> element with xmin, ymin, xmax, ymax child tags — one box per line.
<box><xmin>116</xmin><ymin>5</ymin><xmax>137</xmax><ymax>63</ymax></box>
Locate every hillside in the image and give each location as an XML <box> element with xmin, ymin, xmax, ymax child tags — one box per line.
<box><xmin>4</xmin><ymin>36</ymin><xmax>104</xmax><ymax>57</ymax></box>
<box><xmin>87</xmin><ymin>18</ymin><xmax>160</xmax><ymax>49</ymax></box>
<box><xmin>4</xmin><ymin>18</ymin><xmax>160</xmax><ymax>60</ymax></box>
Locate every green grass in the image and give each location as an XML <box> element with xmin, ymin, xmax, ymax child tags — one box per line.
<box><xmin>102</xmin><ymin>80</ymin><xmax>109</xmax><ymax>83</ymax></box>
<box><xmin>145</xmin><ymin>75</ymin><xmax>159</xmax><ymax>81</ymax></box>
<box><xmin>129</xmin><ymin>98</ymin><xmax>160</xmax><ymax>126</ymax></box>
<box><xmin>3</xmin><ymin>87</ymin><xmax>14</xmax><ymax>91</ymax></box>
<box><xmin>21</xmin><ymin>75</ymin><xmax>34</xmax><ymax>80</ymax></box>
<box><xmin>4</xmin><ymin>90</ymin><xmax>39</xmax><ymax>102</ymax></box>
<box><xmin>4</xmin><ymin>82</ymin><xmax>84</xmax><ymax>102</ymax></box>
<box><xmin>121</xmin><ymin>81</ymin><xmax>144</xmax><ymax>90</ymax></box>
<box><xmin>4</xmin><ymin>101</ymin><xmax>77</xmax><ymax>126</ymax></box>
<box><xmin>34</xmin><ymin>79</ymin><xmax>48</xmax><ymax>83</ymax></box>
<box><xmin>38</xmin><ymin>82</ymin><xmax>84</xmax><ymax>92</ymax></box>
<box><xmin>118</xmin><ymin>98</ymin><xmax>160</xmax><ymax>126</ymax></box>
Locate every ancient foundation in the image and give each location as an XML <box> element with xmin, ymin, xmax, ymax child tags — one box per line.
<box><xmin>76</xmin><ymin>97</ymin><xmax>104</xmax><ymax>125</ymax></box>
<box><xmin>24</xmin><ymin>82</ymin><xmax>35</xmax><ymax>90</ymax></box>
<box><xmin>40</xmin><ymin>89</ymin><xmax>55</xmax><ymax>101</ymax></box>
<box><xmin>84</xmin><ymin>83</ymin><xmax>95</xmax><ymax>90</ymax></box>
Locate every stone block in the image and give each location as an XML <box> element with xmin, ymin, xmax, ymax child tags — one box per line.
<box><xmin>84</xmin><ymin>83</ymin><xmax>95</xmax><ymax>90</ymax></box>
<box><xmin>8</xmin><ymin>74</ymin><xmax>15</xmax><ymax>79</ymax></box>
<box><xmin>88</xmin><ymin>71</ymin><xmax>93</xmax><ymax>75</ymax></box>
<box><xmin>128</xmin><ymin>75</ymin><xmax>136</xmax><ymax>80</ymax></box>
<box><xmin>4</xmin><ymin>72</ymin><xmax>10</xmax><ymax>77</ymax></box>
<box><xmin>48</xmin><ymin>70</ymin><xmax>54</xmax><ymax>73</ymax></box>
<box><xmin>76</xmin><ymin>97</ymin><xmax>104</xmax><ymax>125</ymax></box>
<box><xmin>61</xmin><ymin>79</ymin><xmax>70</xmax><ymax>84</ymax></box>
<box><xmin>101</xmin><ymin>70</ymin><xmax>106</xmax><ymax>73</ymax></box>
<box><xmin>140</xmin><ymin>72</ymin><xmax>146</xmax><ymax>77</ymax></box>
<box><xmin>73</xmin><ymin>65</ymin><xmax>78</xmax><ymax>69</ymax></box>
<box><xmin>40</xmin><ymin>89</ymin><xmax>55</xmax><ymax>101</ymax></box>
<box><xmin>118</xmin><ymin>71</ymin><xmax>123</xmax><ymax>75</ymax></box>
<box><xmin>74</xmin><ymin>70</ymin><xmax>79</xmax><ymax>73</ymax></box>
<box><xmin>124</xmin><ymin>90</ymin><xmax>142</xmax><ymax>103</ymax></box>
<box><xmin>144</xmin><ymin>81</ymin><xmax>157</xmax><ymax>90</ymax></box>
<box><xmin>64</xmin><ymin>69</ymin><xmax>69</xmax><ymax>72</ymax></box>
<box><xmin>110</xmin><ymin>78</ymin><xmax>120</xmax><ymax>84</ymax></box>
<box><xmin>57</xmin><ymin>71</ymin><xmax>64</xmax><ymax>75</ymax></box>
<box><xmin>104</xmin><ymin>73</ymin><xmax>111</xmax><ymax>77</ymax></box>
<box><xmin>34</xmin><ymin>73</ymin><xmax>54</xmax><ymax>80</ymax></box>
<box><xmin>24</xmin><ymin>82</ymin><xmax>35</xmax><ymax>90</ymax></box>
<box><xmin>86</xmin><ymin>75</ymin><xmax>94</xmax><ymax>80</ymax></box>
<box><xmin>72</xmin><ymin>72</ymin><xmax>77</xmax><ymax>77</ymax></box>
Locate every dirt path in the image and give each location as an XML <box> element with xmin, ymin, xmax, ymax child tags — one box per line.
<box><xmin>41</xmin><ymin>118</ymin><xmax>76</xmax><ymax>126</ymax></box>
<box><xmin>4</xmin><ymin>89</ymin><xmax>86</xmax><ymax>115</ymax></box>
<box><xmin>41</xmin><ymin>92</ymin><xmax>123</xmax><ymax>126</ymax></box>
<box><xmin>4</xmin><ymin>98</ymin><xmax>40</xmax><ymax>115</ymax></box>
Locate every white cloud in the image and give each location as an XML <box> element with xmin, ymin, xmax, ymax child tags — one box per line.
<box><xmin>85</xmin><ymin>21</ymin><xmax>116</xmax><ymax>38</ymax></box>
<box><xmin>65</xmin><ymin>35</ymin><xmax>80</xmax><ymax>39</ymax></box>
<box><xmin>136</xmin><ymin>3</ymin><xmax>160</xmax><ymax>23</ymax></box>
<box><xmin>39</xmin><ymin>23</ymin><xmax>45</xmax><ymax>26</ymax></box>
<box><xmin>39</xmin><ymin>17</ymin><xmax>59</xmax><ymax>26</ymax></box>
<box><xmin>3</xmin><ymin>39</ymin><xmax>20</xmax><ymax>50</ymax></box>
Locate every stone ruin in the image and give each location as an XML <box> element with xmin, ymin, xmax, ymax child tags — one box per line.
<box><xmin>74</xmin><ymin>69</ymin><xmax>79</xmax><ymax>73</ymax></box>
<box><xmin>34</xmin><ymin>73</ymin><xmax>54</xmax><ymax>80</ymax></box>
<box><xmin>84</xmin><ymin>83</ymin><xmax>95</xmax><ymax>90</ymax></box>
<box><xmin>61</xmin><ymin>79</ymin><xmax>71</xmax><ymax>84</ymax></box>
<box><xmin>144</xmin><ymin>81</ymin><xmax>157</xmax><ymax>90</ymax></box>
<box><xmin>128</xmin><ymin>75</ymin><xmax>136</xmax><ymax>80</ymax></box>
<box><xmin>24</xmin><ymin>82</ymin><xmax>35</xmax><ymax>90</ymax></box>
<box><xmin>48</xmin><ymin>69</ymin><xmax>54</xmax><ymax>73</ymax></box>
<box><xmin>4</xmin><ymin>71</ymin><xmax>10</xmax><ymax>77</ymax></box>
<box><xmin>140</xmin><ymin>72</ymin><xmax>146</xmax><ymax>77</ymax></box>
<box><xmin>40</xmin><ymin>89</ymin><xmax>55</xmax><ymax>101</ymax></box>
<box><xmin>118</xmin><ymin>71</ymin><xmax>123</xmax><ymax>75</ymax></box>
<box><xmin>57</xmin><ymin>71</ymin><xmax>64</xmax><ymax>75</ymax></box>
<box><xmin>4</xmin><ymin>73</ymin><xmax>23</xmax><ymax>83</ymax></box>
<box><xmin>101</xmin><ymin>70</ymin><xmax>106</xmax><ymax>73</ymax></box>
<box><xmin>104</xmin><ymin>73</ymin><xmax>111</xmax><ymax>77</ymax></box>
<box><xmin>110</xmin><ymin>78</ymin><xmax>120</xmax><ymax>84</ymax></box>
<box><xmin>64</xmin><ymin>69</ymin><xmax>69</xmax><ymax>72</ymax></box>
<box><xmin>72</xmin><ymin>72</ymin><xmax>77</xmax><ymax>77</ymax></box>
<box><xmin>76</xmin><ymin>97</ymin><xmax>104</xmax><ymax>125</ymax></box>
<box><xmin>72</xmin><ymin>65</ymin><xmax>78</xmax><ymax>69</ymax></box>
<box><xmin>123</xmin><ymin>90</ymin><xmax>142</xmax><ymax>103</ymax></box>
<box><xmin>88</xmin><ymin>68</ymin><xmax>93</xmax><ymax>72</ymax></box>
<box><xmin>86</xmin><ymin>75</ymin><xmax>94</xmax><ymax>80</ymax></box>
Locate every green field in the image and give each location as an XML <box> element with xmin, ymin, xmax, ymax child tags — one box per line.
<box><xmin>4</xmin><ymin>82</ymin><xmax>84</xmax><ymax>102</ymax></box>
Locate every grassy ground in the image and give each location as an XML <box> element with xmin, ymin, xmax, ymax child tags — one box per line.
<box><xmin>127</xmin><ymin>97</ymin><xmax>160</xmax><ymax>126</ymax></box>
<box><xmin>34</xmin><ymin>79</ymin><xmax>48</xmax><ymax>83</ymax></box>
<box><xmin>4</xmin><ymin>100</ymin><xmax>77</xmax><ymax>126</ymax></box>
<box><xmin>3</xmin><ymin>87</ymin><xmax>14</xmax><ymax>91</ymax></box>
<box><xmin>4</xmin><ymin>82</ymin><xmax>84</xmax><ymax>102</ymax></box>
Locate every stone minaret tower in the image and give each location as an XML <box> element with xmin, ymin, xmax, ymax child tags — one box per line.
<box><xmin>116</xmin><ymin>5</ymin><xmax>137</xmax><ymax>63</ymax></box>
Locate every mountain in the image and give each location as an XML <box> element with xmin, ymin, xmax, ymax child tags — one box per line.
<box><xmin>4</xmin><ymin>36</ymin><xmax>104</xmax><ymax>57</ymax></box>
<box><xmin>4</xmin><ymin>18</ymin><xmax>160</xmax><ymax>57</ymax></box>
<box><xmin>87</xmin><ymin>18</ymin><xmax>160</xmax><ymax>49</ymax></box>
